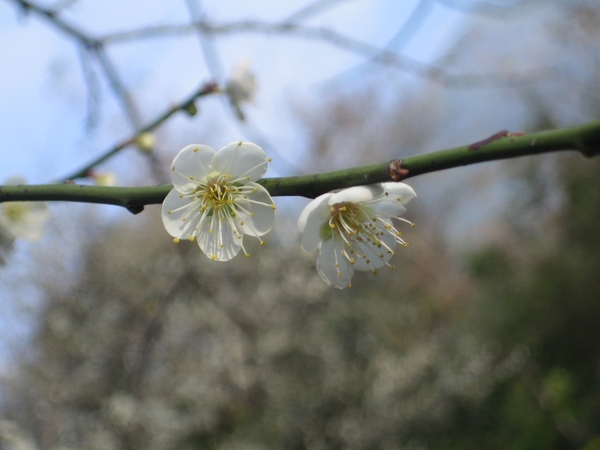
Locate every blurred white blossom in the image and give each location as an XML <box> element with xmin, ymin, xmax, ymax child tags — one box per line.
<box><xmin>225</xmin><ymin>60</ymin><xmax>257</xmax><ymax>121</ymax></box>
<box><xmin>0</xmin><ymin>421</ymin><xmax>38</xmax><ymax>450</ymax></box>
<box><xmin>0</xmin><ymin>177</ymin><xmax>49</xmax><ymax>263</ymax></box>
<box><xmin>90</xmin><ymin>171</ymin><xmax>117</xmax><ymax>186</ymax></box>
<box><xmin>136</xmin><ymin>131</ymin><xmax>156</xmax><ymax>153</ymax></box>
<box><xmin>162</xmin><ymin>141</ymin><xmax>276</xmax><ymax>261</ymax></box>
<box><xmin>298</xmin><ymin>183</ymin><xmax>416</xmax><ymax>288</ymax></box>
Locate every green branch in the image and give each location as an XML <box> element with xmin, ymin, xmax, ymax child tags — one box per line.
<box><xmin>2</xmin><ymin>120</ymin><xmax>599</xmax><ymax>214</ymax></box>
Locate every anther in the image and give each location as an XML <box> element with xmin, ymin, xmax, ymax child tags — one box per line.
<box><xmin>173</xmin><ymin>238</ymin><xmax>180</xmax><ymax>243</ymax></box>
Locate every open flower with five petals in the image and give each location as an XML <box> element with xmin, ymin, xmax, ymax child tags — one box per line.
<box><xmin>298</xmin><ymin>182</ymin><xmax>416</xmax><ymax>288</ymax></box>
<box><xmin>161</xmin><ymin>142</ymin><xmax>276</xmax><ymax>261</ymax></box>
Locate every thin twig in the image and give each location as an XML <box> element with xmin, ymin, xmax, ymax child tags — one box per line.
<box><xmin>283</xmin><ymin>0</ymin><xmax>354</xmax><ymax>23</ymax></box>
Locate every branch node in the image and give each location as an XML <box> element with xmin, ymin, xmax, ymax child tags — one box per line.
<box><xmin>126</xmin><ymin>203</ymin><xmax>145</xmax><ymax>215</ymax></box>
<box><xmin>580</xmin><ymin>144</ymin><xmax>600</xmax><ymax>158</ymax></box>
<box><xmin>388</xmin><ymin>159</ymin><xmax>408</xmax><ymax>181</ymax></box>
<box><xmin>469</xmin><ymin>130</ymin><xmax>525</xmax><ymax>151</ymax></box>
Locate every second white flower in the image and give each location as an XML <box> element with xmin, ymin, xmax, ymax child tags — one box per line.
<box><xmin>297</xmin><ymin>183</ymin><xmax>416</xmax><ymax>288</ymax></box>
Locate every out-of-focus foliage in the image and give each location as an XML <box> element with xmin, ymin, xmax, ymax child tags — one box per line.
<box><xmin>2</xmin><ymin>214</ymin><xmax>494</xmax><ymax>449</ymax></box>
<box><xmin>3</xmin><ymin>153</ymin><xmax>600</xmax><ymax>450</ymax></box>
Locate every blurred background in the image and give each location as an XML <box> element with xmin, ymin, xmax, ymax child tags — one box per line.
<box><xmin>1</xmin><ymin>0</ymin><xmax>600</xmax><ymax>448</ymax></box>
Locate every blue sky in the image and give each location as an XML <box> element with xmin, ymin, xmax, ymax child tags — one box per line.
<box><xmin>0</xmin><ymin>0</ymin><xmax>467</xmax><ymax>183</ymax></box>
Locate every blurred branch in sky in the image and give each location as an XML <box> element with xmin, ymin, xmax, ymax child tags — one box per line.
<box><xmin>56</xmin><ymin>80</ymin><xmax>219</xmax><ymax>183</ymax></box>
<box><xmin>102</xmin><ymin>19</ymin><xmax>552</xmax><ymax>88</ymax></box>
<box><xmin>9</xmin><ymin>0</ymin><xmax>141</xmax><ymax>127</ymax></box>
<box><xmin>283</xmin><ymin>0</ymin><xmax>355</xmax><ymax>23</ymax></box>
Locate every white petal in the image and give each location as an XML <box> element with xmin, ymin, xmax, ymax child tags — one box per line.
<box><xmin>381</xmin><ymin>182</ymin><xmax>417</xmax><ymax>206</ymax></box>
<box><xmin>212</xmin><ymin>142</ymin><xmax>268</xmax><ymax>181</ymax></box>
<box><xmin>3</xmin><ymin>176</ymin><xmax>27</xmax><ymax>186</ymax></box>
<box><xmin>235</xmin><ymin>183</ymin><xmax>275</xmax><ymax>237</ymax></box>
<box><xmin>297</xmin><ymin>193</ymin><xmax>334</xmax><ymax>252</ymax></box>
<box><xmin>0</xmin><ymin>202</ymin><xmax>48</xmax><ymax>241</ymax></box>
<box><xmin>368</xmin><ymin>197</ymin><xmax>406</xmax><ymax>218</ymax></box>
<box><xmin>329</xmin><ymin>184</ymin><xmax>384</xmax><ymax>205</ymax></box>
<box><xmin>14</xmin><ymin>202</ymin><xmax>48</xmax><ymax>241</ymax></box>
<box><xmin>352</xmin><ymin>226</ymin><xmax>396</xmax><ymax>271</ymax></box>
<box><xmin>161</xmin><ymin>189</ymin><xmax>201</xmax><ymax>239</ymax></box>
<box><xmin>170</xmin><ymin>144</ymin><xmax>215</xmax><ymax>192</ymax></box>
<box><xmin>196</xmin><ymin>212</ymin><xmax>243</xmax><ymax>261</ymax></box>
<box><xmin>316</xmin><ymin>238</ymin><xmax>354</xmax><ymax>289</ymax></box>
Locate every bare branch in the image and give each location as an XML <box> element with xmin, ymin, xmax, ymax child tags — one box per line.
<box><xmin>322</xmin><ymin>0</ymin><xmax>435</xmax><ymax>85</ymax></box>
<box><xmin>48</xmin><ymin>0</ymin><xmax>82</xmax><ymax>14</ymax></box>
<box><xmin>101</xmin><ymin>19</ymin><xmax>549</xmax><ymax>87</ymax></box>
<box><xmin>77</xmin><ymin>44</ymin><xmax>101</xmax><ymax>131</ymax></box>
<box><xmin>184</xmin><ymin>0</ymin><xmax>224</xmax><ymax>81</ymax></box>
<box><xmin>283</xmin><ymin>0</ymin><xmax>355</xmax><ymax>23</ymax></box>
<box><xmin>93</xmin><ymin>45</ymin><xmax>142</xmax><ymax>128</ymax></box>
<box><xmin>437</xmin><ymin>0</ymin><xmax>540</xmax><ymax>17</ymax></box>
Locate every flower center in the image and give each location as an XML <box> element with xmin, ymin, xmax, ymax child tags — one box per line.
<box><xmin>207</xmin><ymin>182</ymin><xmax>232</xmax><ymax>207</ymax></box>
<box><xmin>195</xmin><ymin>175</ymin><xmax>238</xmax><ymax>214</ymax></box>
<box><xmin>323</xmin><ymin>200</ymin><xmax>409</xmax><ymax>274</ymax></box>
<box><xmin>328</xmin><ymin>203</ymin><xmax>373</xmax><ymax>243</ymax></box>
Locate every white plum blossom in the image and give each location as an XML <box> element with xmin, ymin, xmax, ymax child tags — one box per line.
<box><xmin>298</xmin><ymin>182</ymin><xmax>416</xmax><ymax>288</ymax></box>
<box><xmin>136</xmin><ymin>132</ymin><xmax>157</xmax><ymax>153</ymax></box>
<box><xmin>90</xmin><ymin>171</ymin><xmax>117</xmax><ymax>186</ymax></box>
<box><xmin>0</xmin><ymin>177</ymin><xmax>49</xmax><ymax>264</ymax></box>
<box><xmin>0</xmin><ymin>177</ymin><xmax>49</xmax><ymax>242</ymax></box>
<box><xmin>161</xmin><ymin>141</ymin><xmax>276</xmax><ymax>261</ymax></box>
<box><xmin>225</xmin><ymin>60</ymin><xmax>257</xmax><ymax>121</ymax></box>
